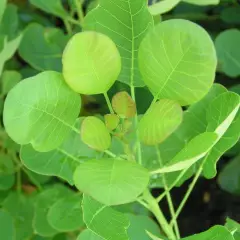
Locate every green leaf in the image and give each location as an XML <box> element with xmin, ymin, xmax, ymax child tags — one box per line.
<box><xmin>77</xmin><ymin>229</ymin><xmax>104</xmax><ymax>240</ymax></box>
<box><xmin>2</xmin><ymin>192</ymin><xmax>35</xmax><ymax>240</ymax></box>
<box><xmin>0</xmin><ymin>70</ymin><xmax>21</xmax><ymax>95</ymax></box>
<box><xmin>203</xmin><ymin>92</ymin><xmax>240</xmax><ymax>178</ymax></box>
<box><xmin>74</xmin><ymin>158</ymin><xmax>149</xmax><ymax>205</ymax></box>
<box><xmin>0</xmin><ymin>4</ymin><xmax>19</xmax><ymax>40</ymax></box>
<box><xmin>83</xmin><ymin>0</ymin><xmax>154</xmax><ymax>87</ymax></box>
<box><xmin>215</xmin><ymin>29</ymin><xmax>240</xmax><ymax>77</ymax></box>
<box><xmin>63</xmin><ymin>32</ymin><xmax>121</xmax><ymax>95</ymax></box>
<box><xmin>112</xmin><ymin>91</ymin><xmax>136</xmax><ymax>118</ymax></box>
<box><xmin>151</xmin><ymin>132</ymin><xmax>218</xmax><ymax>174</ymax></box>
<box><xmin>0</xmin><ymin>153</ymin><xmax>14</xmax><ymax>175</ymax></box>
<box><xmin>3</xmin><ymin>71</ymin><xmax>81</xmax><ymax>152</ymax></box>
<box><xmin>139</xmin><ymin>19</ymin><xmax>217</xmax><ymax>106</ymax></box>
<box><xmin>19</xmin><ymin>24</ymin><xmax>68</xmax><ymax>72</ymax></box>
<box><xmin>21</xmin><ymin>118</ymin><xmax>96</xmax><ymax>184</ymax></box>
<box><xmin>182</xmin><ymin>0</ymin><xmax>220</xmax><ymax>5</ymax></box>
<box><xmin>0</xmin><ymin>0</ymin><xmax>6</xmax><ymax>23</ymax></box>
<box><xmin>139</xmin><ymin>99</ymin><xmax>183</xmax><ymax>145</ymax></box>
<box><xmin>47</xmin><ymin>193</ymin><xmax>84</xmax><ymax>232</ymax></box>
<box><xmin>0</xmin><ymin>34</ymin><xmax>22</xmax><ymax>76</ymax></box>
<box><xmin>177</xmin><ymin>84</ymin><xmax>227</xmax><ymax>142</ymax></box>
<box><xmin>218</xmin><ymin>155</ymin><xmax>240</xmax><ymax>195</ymax></box>
<box><xmin>29</xmin><ymin>0</ymin><xmax>69</xmax><ymax>19</ymax></box>
<box><xmin>82</xmin><ymin>195</ymin><xmax>130</xmax><ymax>240</ymax></box>
<box><xmin>0</xmin><ymin>174</ymin><xmax>15</xmax><ymax>191</ymax></box>
<box><xmin>0</xmin><ymin>209</ymin><xmax>15</xmax><ymax>240</ymax></box>
<box><xmin>149</xmin><ymin>0</ymin><xmax>181</xmax><ymax>15</ymax></box>
<box><xmin>127</xmin><ymin>214</ymin><xmax>161</xmax><ymax>240</ymax></box>
<box><xmin>182</xmin><ymin>225</ymin><xmax>234</xmax><ymax>240</ymax></box>
<box><xmin>146</xmin><ymin>231</ymin><xmax>164</xmax><ymax>240</ymax></box>
<box><xmin>221</xmin><ymin>6</ymin><xmax>240</xmax><ymax>24</ymax></box>
<box><xmin>33</xmin><ymin>186</ymin><xmax>72</xmax><ymax>237</ymax></box>
<box><xmin>81</xmin><ymin>116</ymin><xmax>111</xmax><ymax>151</ymax></box>
<box><xmin>225</xmin><ymin>218</ymin><xmax>240</xmax><ymax>240</ymax></box>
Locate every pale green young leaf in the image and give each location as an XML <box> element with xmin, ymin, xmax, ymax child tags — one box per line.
<box><xmin>47</xmin><ymin>193</ymin><xmax>84</xmax><ymax>232</ymax></box>
<box><xmin>63</xmin><ymin>32</ymin><xmax>121</xmax><ymax>95</ymax></box>
<box><xmin>215</xmin><ymin>29</ymin><xmax>240</xmax><ymax>77</ymax></box>
<box><xmin>19</xmin><ymin>24</ymin><xmax>68</xmax><ymax>72</ymax></box>
<box><xmin>1</xmin><ymin>70</ymin><xmax>21</xmax><ymax>95</ymax></box>
<box><xmin>77</xmin><ymin>229</ymin><xmax>104</xmax><ymax>240</ymax></box>
<box><xmin>2</xmin><ymin>192</ymin><xmax>34</xmax><ymax>240</ymax></box>
<box><xmin>182</xmin><ymin>0</ymin><xmax>220</xmax><ymax>5</ymax></box>
<box><xmin>139</xmin><ymin>99</ymin><xmax>183</xmax><ymax>145</ymax></box>
<box><xmin>149</xmin><ymin>0</ymin><xmax>181</xmax><ymax>15</ymax></box>
<box><xmin>151</xmin><ymin>132</ymin><xmax>218</xmax><ymax>174</ymax></box>
<box><xmin>83</xmin><ymin>0</ymin><xmax>154</xmax><ymax>87</ymax></box>
<box><xmin>29</xmin><ymin>0</ymin><xmax>69</xmax><ymax>18</ymax></box>
<box><xmin>21</xmin><ymin>118</ymin><xmax>97</xmax><ymax>184</ymax></box>
<box><xmin>182</xmin><ymin>226</ymin><xmax>233</xmax><ymax>240</ymax></box>
<box><xmin>0</xmin><ymin>34</ymin><xmax>22</xmax><ymax>76</ymax></box>
<box><xmin>104</xmin><ymin>114</ymin><xmax>120</xmax><ymax>131</ymax></box>
<box><xmin>112</xmin><ymin>91</ymin><xmax>136</xmax><ymax>118</ymax></box>
<box><xmin>74</xmin><ymin>158</ymin><xmax>149</xmax><ymax>205</ymax></box>
<box><xmin>218</xmin><ymin>155</ymin><xmax>240</xmax><ymax>195</ymax></box>
<box><xmin>82</xmin><ymin>195</ymin><xmax>130</xmax><ymax>240</ymax></box>
<box><xmin>225</xmin><ymin>218</ymin><xmax>240</xmax><ymax>239</ymax></box>
<box><xmin>3</xmin><ymin>71</ymin><xmax>81</xmax><ymax>152</ymax></box>
<box><xmin>0</xmin><ymin>210</ymin><xmax>15</xmax><ymax>240</ymax></box>
<box><xmin>81</xmin><ymin>116</ymin><xmax>111</xmax><ymax>151</ymax></box>
<box><xmin>127</xmin><ymin>214</ymin><xmax>161</xmax><ymax>240</ymax></box>
<box><xmin>33</xmin><ymin>186</ymin><xmax>72</xmax><ymax>237</ymax></box>
<box><xmin>139</xmin><ymin>19</ymin><xmax>217</xmax><ymax>106</ymax></box>
<box><xmin>0</xmin><ymin>0</ymin><xmax>6</xmax><ymax>23</ymax></box>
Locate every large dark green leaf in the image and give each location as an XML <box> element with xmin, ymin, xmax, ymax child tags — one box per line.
<box><xmin>82</xmin><ymin>195</ymin><xmax>130</xmax><ymax>240</ymax></box>
<box><xmin>4</xmin><ymin>71</ymin><xmax>81</xmax><ymax>152</ymax></box>
<box><xmin>74</xmin><ymin>158</ymin><xmax>149</xmax><ymax>205</ymax></box>
<box><xmin>19</xmin><ymin>24</ymin><xmax>69</xmax><ymax>72</ymax></box>
<box><xmin>84</xmin><ymin>0</ymin><xmax>153</xmax><ymax>87</ymax></box>
<box><xmin>21</xmin><ymin>118</ymin><xmax>96</xmax><ymax>184</ymax></box>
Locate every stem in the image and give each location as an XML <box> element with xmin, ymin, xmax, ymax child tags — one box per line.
<box><xmin>103</xmin><ymin>92</ymin><xmax>114</xmax><ymax>114</ymax></box>
<box><xmin>74</xmin><ymin>0</ymin><xmax>84</xmax><ymax>23</ymax></box>
<box><xmin>63</xmin><ymin>19</ymin><xmax>72</xmax><ymax>34</ymax></box>
<box><xmin>155</xmin><ymin>146</ymin><xmax>180</xmax><ymax>239</ymax></box>
<box><xmin>143</xmin><ymin>190</ymin><xmax>176</xmax><ymax>240</ymax></box>
<box><xmin>130</xmin><ymin>86</ymin><xmax>142</xmax><ymax>165</ymax></box>
<box><xmin>67</xmin><ymin>17</ymin><xmax>82</xmax><ymax>27</ymax></box>
<box><xmin>156</xmin><ymin>168</ymin><xmax>189</xmax><ymax>203</ymax></box>
<box><xmin>17</xmin><ymin>169</ymin><xmax>21</xmax><ymax>194</ymax></box>
<box><xmin>170</xmin><ymin>156</ymin><xmax>208</xmax><ymax>227</ymax></box>
<box><xmin>104</xmin><ymin>150</ymin><xmax>117</xmax><ymax>158</ymax></box>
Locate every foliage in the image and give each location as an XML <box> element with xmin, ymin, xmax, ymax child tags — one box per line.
<box><xmin>0</xmin><ymin>0</ymin><xmax>240</xmax><ymax>240</ymax></box>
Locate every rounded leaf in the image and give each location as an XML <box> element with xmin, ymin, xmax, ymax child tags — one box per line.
<box><xmin>0</xmin><ymin>210</ymin><xmax>15</xmax><ymax>240</ymax></box>
<box><xmin>104</xmin><ymin>114</ymin><xmax>119</xmax><ymax>131</ymax></box>
<box><xmin>47</xmin><ymin>194</ymin><xmax>84</xmax><ymax>232</ymax></box>
<box><xmin>81</xmin><ymin>116</ymin><xmax>111</xmax><ymax>151</ymax></box>
<box><xmin>112</xmin><ymin>91</ymin><xmax>136</xmax><ymax>118</ymax></box>
<box><xmin>3</xmin><ymin>71</ymin><xmax>81</xmax><ymax>152</ymax></box>
<box><xmin>139</xmin><ymin>19</ymin><xmax>217</xmax><ymax>106</ymax></box>
<box><xmin>74</xmin><ymin>158</ymin><xmax>149</xmax><ymax>205</ymax></box>
<box><xmin>139</xmin><ymin>99</ymin><xmax>183</xmax><ymax>145</ymax></box>
<box><xmin>215</xmin><ymin>29</ymin><xmax>240</xmax><ymax>77</ymax></box>
<box><xmin>62</xmin><ymin>31</ymin><xmax>121</xmax><ymax>94</ymax></box>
